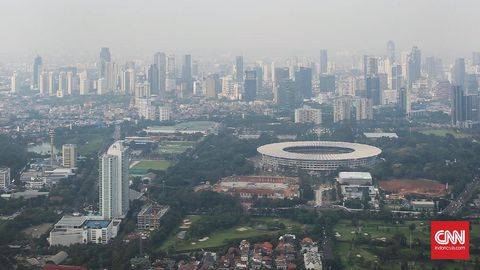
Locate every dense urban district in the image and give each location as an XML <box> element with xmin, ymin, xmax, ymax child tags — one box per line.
<box><xmin>1</xmin><ymin>45</ymin><xmax>480</xmax><ymax>270</ymax></box>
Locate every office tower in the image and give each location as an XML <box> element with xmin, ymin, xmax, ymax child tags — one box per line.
<box><xmin>221</xmin><ymin>75</ymin><xmax>235</xmax><ymax>99</ymax></box>
<box><xmin>135</xmin><ymin>82</ymin><xmax>151</xmax><ymax>99</ymax></box>
<box><xmin>0</xmin><ymin>167</ymin><xmax>11</xmax><ymax>189</ymax></box>
<box><xmin>366</xmin><ymin>76</ymin><xmax>381</xmax><ymax>105</ymax></box>
<box><xmin>244</xmin><ymin>70</ymin><xmax>257</xmax><ymax>102</ymax></box>
<box><xmin>66</xmin><ymin>71</ymin><xmax>75</xmax><ymax>95</ymax></box>
<box><xmin>398</xmin><ymin>87</ymin><xmax>410</xmax><ymax>116</ymax></box>
<box><xmin>48</xmin><ymin>71</ymin><xmax>56</xmax><ymax>96</ymax></box>
<box><xmin>235</xmin><ymin>56</ymin><xmax>244</xmax><ymax>82</ymax></box>
<box><xmin>205</xmin><ymin>75</ymin><xmax>219</xmax><ymax>99</ymax></box>
<box><xmin>99</xmin><ymin>47</ymin><xmax>111</xmax><ymax>78</ymax></box>
<box><xmin>33</xmin><ymin>55</ymin><xmax>43</xmax><ymax>90</ymax></box>
<box><xmin>147</xmin><ymin>64</ymin><xmax>159</xmax><ymax>95</ymax></box>
<box><xmin>254</xmin><ymin>66</ymin><xmax>264</xmax><ymax>95</ymax></box>
<box><xmin>320</xmin><ymin>49</ymin><xmax>328</xmax><ymax>74</ymax></box>
<box><xmin>154</xmin><ymin>52</ymin><xmax>167</xmax><ymax>95</ymax></box>
<box><xmin>10</xmin><ymin>72</ymin><xmax>19</xmax><ymax>93</ymax></box>
<box><xmin>79</xmin><ymin>71</ymin><xmax>90</xmax><ymax>95</ymax></box>
<box><xmin>452</xmin><ymin>86</ymin><xmax>466</xmax><ymax>125</ymax></box>
<box><xmin>319</xmin><ymin>74</ymin><xmax>335</xmax><ymax>92</ymax></box>
<box><xmin>57</xmin><ymin>72</ymin><xmax>67</xmax><ymax>97</ymax></box>
<box><xmin>181</xmin><ymin>54</ymin><xmax>193</xmax><ymax>97</ymax></box>
<box><xmin>62</xmin><ymin>144</ymin><xmax>77</xmax><ymax>168</ymax></box>
<box><xmin>295</xmin><ymin>105</ymin><xmax>321</xmax><ymax>124</ymax></box>
<box><xmin>465</xmin><ymin>94</ymin><xmax>479</xmax><ymax>122</ymax></box>
<box><xmin>39</xmin><ymin>72</ymin><xmax>48</xmax><ymax>95</ymax></box>
<box><xmin>368</xmin><ymin>57</ymin><xmax>378</xmax><ymax>76</ymax></box>
<box><xmin>386</xmin><ymin>41</ymin><xmax>395</xmax><ymax>63</ymax></box>
<box><xmin>273</xmin><ymin>67</ymin><xmax>290</xmax><ymax>104</ymax></box>
<box><xmin>99</xmin><ymin>141</ymin><xmax>129</xmax><ymax>219</ymax></box>
<box><xmin>363</xmin><ymin>55</ymin><xmax>369</xmax><ymax>77</ymax></box>
<box><xmin>275</xmin><ymin>79</ymin><xmax>297</xmax><ymax>108</ymax></box>
<box><xmin>295</xmin><ymin>67</ymin><xmax>312</xmax><ymax>100</ymax></box>
<box><xmin>472</xmin><ymin>52</ymin><xmax>480</xmax><ymax>66</ymax></box>
<box><xmin>390</xmin><ymin>65</ymin><xmax>403</xmax><ymax>90</ymax></box>
<box><xmin>166</xmin><ymin>55</ymin><xmax>176</xmax><ymax>92</ymax></box>
<box><xmin>466</xmin><ymin>74</ymin><xmax>479</xmax><ymax>93</ymax></box>
<box><xmin>407</xmin><ymin>46</ymin><xmax>422</xmax><ymax>87</ymax></box>
<box><xmin>97</xmin><ymin>78</ymin><xmax>106</xmax><ymax>95</ymax></box>
<box><xmin>453</xmin><ymin>58</ymin><xmax>466</xmax><ymax>88</ymax></box>
<box><xmin>120</xmin><ymin>69</ymin><xmax>135</xmax><ymax>94</ymax></box>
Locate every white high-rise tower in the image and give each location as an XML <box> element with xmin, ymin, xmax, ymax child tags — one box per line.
<box><xmin>99</xmin><ymin>141</ymin><xmax>129</xmax><ymax>219</ymax></box>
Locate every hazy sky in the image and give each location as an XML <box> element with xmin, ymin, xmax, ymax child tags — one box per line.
<box><xmin>1</xmin><ymin>0</ymin><xmax>479</xmax><ymax>62</ymax></box>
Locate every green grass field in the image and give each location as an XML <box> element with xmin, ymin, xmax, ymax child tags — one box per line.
<box><xmin>420</xmin><ymin>129</ymin><xmax>471</xmax><ymax>139</ymax></box>
<box><xmin>156</xmin><ymin>141</ymin><xmax>196</xmax><ymax>156</ymax></box>
<box><xmin>160</xmin><ymin>216</ymin><xmax>304</xmax><ymax>252</ymax></box>
<box><xmin>130</xmin><ymin>160</ymin><xmax>171</xmax><ymax>175</ymax></box>
<box><xmin>334</xmin><ymin>219</ymin><xmax>480</xmax><ymax>269</ymax></box>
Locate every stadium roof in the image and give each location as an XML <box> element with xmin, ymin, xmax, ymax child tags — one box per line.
<box><xmin>257</xmin><ymin>141</ymin><xmax>382</xmax><ymax>161</ymax></box>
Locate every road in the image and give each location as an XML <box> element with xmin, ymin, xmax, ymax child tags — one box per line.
<box><xmin>442</xmin><ymin>176</ymin><xmax>480</xmax><ymax>216</ymax></box>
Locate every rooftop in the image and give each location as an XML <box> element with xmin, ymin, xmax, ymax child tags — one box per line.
<box><xmin>339</xmin><ymin>172</ymin><xmax>372</xmax><ymax>180</ymax></box>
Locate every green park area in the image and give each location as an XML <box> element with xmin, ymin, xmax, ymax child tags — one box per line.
<box><xmin>156</xmin><ymin>141</ymin><xmax>196</xmax><ymax>157</ymax></box>
<box><xmin>333</xmin><ymin>219</ymin><xmax>480</xmax><ymax>269</ymax></box>
<box><xmin>160</xmin><ymin>215</ymin><xmax>304</xmax><ymax>252</ymax></box>
<box><xmin>419</xmin><ymin>129</ymin><xmax>471</xmax><ymax>139</ymax></box>
<box><xmin>130</xmin><ymin>160</ymin><xmax>171</xmax><ymax>175</ymax></box>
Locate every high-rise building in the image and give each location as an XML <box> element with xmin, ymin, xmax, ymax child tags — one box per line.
<box><xmin>205</xmin><ymin>74</ymin><xmax>219</xmax><ymax>99</ymax></box>
<box><xmin>121</xmin><ymin>69</ymin><xmax>135</xmax><ymax>94</ymax></box>
<box><xmin>244</xmin><ymin>70</ymin><xmax>257</xmax><ymax>102</ymax></box>
<box><xmin>57</xmin><ymin>72</ymin><xmax>67</xmax><ymax>97</ymax></box>
<box><xmin>158</xmin><ymin>106</ymin><xmax>171</xmax><ymax>121</ymax></box>
<box><xmin>295</xmin><ymin>105</ymin><xmax>321</xmax><ymax>124</ymax></box>
<box><xmin>398</xmin><ymin>87</ymin><xmax>410</xmax><ymax>116</ymax></box>
<box><xmin>295</xmin><ymin>67</ymin><xmax>312</xmax><ymax>100</ymax></box>
<box><xmin>100</xmin><ymin>141</ymin><xmax>129</xmax><ymax>219</ymax></box>
<box><xmin>166</xmin><ymin>55</ymin><xmax>176</xmax><ymax>92</ymax></box>
<box><xmin>39</xmin><ymin>71</ymin><xmax>48</xmax><ymax>95</ymax></box>
<box><xmin>99</xmin><ymin>47</ymin><xmax>111</xmax><ymax>78</ymax></box>
<box><xmin>79</xmin><ymin>71</ymin><xmax>90</xmax><ymax>95</ymax></box>
<box><xmin>453</xmin><ymin>58</ymin><xmax>466</xmax><ymax>88</ymax></box>
<box><xmin>135</xmin><ymin>82</ymin><xmax>151</xmax><ymax>99</ymax></box>
<box><xmin>154</xmin><ymin>52</ymin><xmax>167</xmax><ymax>96</ymax></box>
<box><xmin>181</xmin><ymin>54</ymin><xmax>193</xmax><ymax>97</ymax></box>
<box><xmin>366</xmin><ymin>75</ymin><xmax>381</xmax><ymax>105</ymax></box>
<box><xmin>275</xmin><ymin>79</ymin><xmax>297</xmax><ymax>109</ymax></box>
<box><xmin>334</xmin><ymin>96</ymin><xmax>373</xmax><ymax>123</ymax></box>
<box><xmin>62</xmin><ymin>144</ymin><xmax>77</xmax><ymax>168</ymax></box>
<box><xmin>390</xmin><ymin>65</ymin><xmax>403</xmax><ymax>90</ymax></box>
<box><xmin>472</xmin><ymin>52</ymin><xmax>480</xmax><ymax>66</ymax></box>
<box><xmin>407</xmin><ymin>46</ymin><xmax>422</xmax><ymax>87</ymax></box>
<box><xmin>452</xmin><ymin>86</ymin><xmax>466</xmax><ymax>125</ymax></box>
<box><xmin>235</xmin><ymin>56</ymin><xmax>244</xmax><ymax>83</ymax></box>
<box><xmin>319</xmin><ymin>74</ymin><xmax>335</xmax><ymax>93</ymax></box>
<box><xmin>33</xmin><ymin>55</ymin><xmax>43</xmax><ymax>90</ymax></box>
<box><xmin>386</xmin><ymin>41</ymin><xmax>395</xmax><ymax>63</ymax></box>
<box><xmin>147</xmin><ymin>64</ymin><xmax>159</xmax><ymax>95</ymax></box>
<box><xmin>47</xmin><ymin>71</ymin><xmax>56</xmax><ymax>96</ymax></box>
<box><xmin>0</xmin><ymin>167</ymin><xmax>10</xmax><ymax>189</ymax></box>
<box><xmin>10</xmin><ymin>72</ymin><xmax>20</xmax><ymax>93</ymax></box>
<box><xmin>320</xmin><ymin>49</ymin><xmax>328</xmax><ymax>74</ymax></box>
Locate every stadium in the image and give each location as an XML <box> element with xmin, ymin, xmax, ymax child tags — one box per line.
<box><xmin>257</xmin><ymin>141</ymin><xmax>382</xmax><ymax>172</ymax></box>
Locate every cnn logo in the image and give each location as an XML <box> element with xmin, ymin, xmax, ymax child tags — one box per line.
<box><xmin>431</xmin><ymin>221</ymin><xmax>469</xmax><ymax>260</ymax></box>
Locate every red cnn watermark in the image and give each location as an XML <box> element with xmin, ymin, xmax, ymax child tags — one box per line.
<box><xmin>431</xmin><ymin>221</ymin><xmax>469</xmax><ymax>260</ymax></box>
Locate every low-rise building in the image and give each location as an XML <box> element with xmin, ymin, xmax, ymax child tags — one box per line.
<box><xmin>48</xmin><ymin>216</ymin><xmax>120</xmax><ymax>246</ymax></box>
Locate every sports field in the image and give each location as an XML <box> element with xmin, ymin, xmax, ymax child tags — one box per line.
<box><xmin>156</xmin><ymin>141</ymin><xmax>196</xmax><ymax>156</ymax></box>
<box><xmin>420</xmin><ymin>129</ymin><xmax>471</xmax><ymax>139</ymax></box>
<box><xmin>130</xmin><ymin>160</ymin><xmax>171</xmax><ymax>175</ymax></box>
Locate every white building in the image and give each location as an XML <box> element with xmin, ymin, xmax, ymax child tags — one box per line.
<box><xmin>158</xmin><ymin>106</ymin><xmax>171</xmax><ymax>121</ymax></box>
<box><xmin>100</xmin><ymin>141</ymin><xmax>130</xmax><ymax>219</ymax></box>
<box><xmin>48</xmin><ymin>216</ymin><xmax>120</xmax><ymax>246</ymax></box>
<box><xmin>0</xmin><ymin>167</ymin><xmax>11</xmax><ymax>189</ymax></box>
<box><xmin>10</xmin><ymin>72</ymin><xmax>20</xmax><ymax>93</ymax></box>
<box><xmin>295</xmin><ymin>106</ymin><xmax>322</xmax><ymax>125</ymax></box>
<box><xmin>338</xmin><ymin>172</ymin><xmax>372</xmax><ymax>185</ymax></box>
<box><xmin>62</xmin><ymin>144</ymin><xmax>77</xmax><ymax>168</ymax></box>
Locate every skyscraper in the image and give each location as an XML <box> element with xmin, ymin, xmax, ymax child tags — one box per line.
<box><xmin>244</xmin><ymin>70</ymin><xmax>257</xmax><ymax>102</ymax></box>
<box><xmin>154</xmin><ymin>52</ymin><xmax>167</xmax><ymax>95</ymax></box>
<box><xmin>386</xmin><ymin>41</ymin><xmax>395</xmax><ymax>63</ymax></box>
<box><xmin>147</xmin><ymin>64</ymin><xmax>159</xmax><ymax>95</ymax></box>
<box><xmin>181</xmin><ymin>54</ymin><xmax>193</xmax><ymax>97</ymax></box>
<box><xmin>235</xmin><ymin>56</ymin><xmax>244</xmax><ymax>83</ymax></box>
<box><xmin>398</xmin><ymin>87</ymin><xmax>410</xmax><ymax>116</ymax></box>
<box><xmin>57</xmin><ymin>71</ymin><xmax>67</xmax><ymax>97</ymax></box>
<box><xmin>275</xmin><ymin>79</ymin><xmax>297</xmax><ymax>109</ymax></box>
<box><xmin>100</xmin><ymin>141</ymin><xmax>129</xmax><ymax>219</ymax></box>
<box><xmin>33</xmin><ymin>55</ymin><xmax>43</xmax><ymax>90</ymax></box>
<box><xmin>452</xmin><ymin>86</ymin><xmax>466</xmax><ymax>125</ymax></box>
<box><xmin>295</xmin><ymin>67</ymin><xmax>312</xmax><ymax>100</ymax></box>
<box><xmin>366</xmin><ymin>75</ymin><xmax>381</xmax><ymax>105</ymax></box>
<box><xmin>99</xmin><ymin>47</ymin><xmax>111</xmax><ymax>78</ymax></box>
<box><xmin>10</xmin><ymin>72</ymin><xmax>20</xmax><ymax>93</ymax></box>
<box><xmin>205</xmin><ymin>74</ymin><xmax>219</xmax><ymax>99</ymax></box>
<box><xmin>407</xmin><ymin>46</ymin><xmax>422</xmax><ymax>87</ymax></box>
<box><xmin>166</xmin><ymin>55</ymin><xmax>176</xmax><ymax>92</ymax></box>
<box><xmin>453</xmin><ymin>58</ymin><xmax>466</xmax><ymax>88</ymax></box>
<box><xmin>390</xmin><ymin>65</ymin><xmax>403</xmax><ymax>90</ymax></box>
<box><xmin>320</xmin><ymin>49</ymin><xmax>328</xmax><ymax>74</ymax></box>
<box><xmin>62</xmin><ymin>144</ymin><xmax>77</xmax><ymax>168</ymax></box>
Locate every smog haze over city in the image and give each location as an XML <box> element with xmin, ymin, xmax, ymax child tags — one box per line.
<box><xmin>2</xmin><ymin>1</ymin><xmax>480</xmax><ymax>270</ymax></box>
